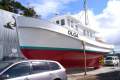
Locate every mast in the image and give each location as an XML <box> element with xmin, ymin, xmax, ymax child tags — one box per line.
<box><xmin>84</xmin><ymin>0</ymin><xmax>88</xmax><ymax>25</ymax></box>
<box><xmin>83</xmin><ymin>0</ymin><xmax>87</xmax><ymax>76</ymax></box>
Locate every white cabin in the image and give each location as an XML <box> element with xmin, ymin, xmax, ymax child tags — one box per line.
<box><xmin>51</xmin><ymin>15</ymin><xmax>96</xmax><ymax>40</ymax></box>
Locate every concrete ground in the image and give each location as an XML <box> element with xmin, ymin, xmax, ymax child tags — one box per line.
<box><xmin>67</xmin><ymin>66</ymin><xmax>120</xmax><ymax>80</ymax></box>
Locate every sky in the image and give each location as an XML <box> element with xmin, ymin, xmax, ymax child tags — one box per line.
<box><xmin>16</xmin><ymin>0</ymin><xmax>108</xmax><ymax>18</ymax></box>
<box><xmin>16</xmin><ymin>0</ymin><xmax>120</xmax><ymax>50</ymax></box>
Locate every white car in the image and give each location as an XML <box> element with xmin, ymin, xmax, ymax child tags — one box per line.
<box><xmin>0</xmin><ymin>59</ymin><xmax>67</xmax><ymax>80</ymax></box>
<box><xmin>104</xmin><ymin>56</ymin><xmax>119</xmax><ymax>66</ymax></box>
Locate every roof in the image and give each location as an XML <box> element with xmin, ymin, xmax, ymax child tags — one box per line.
<box><xmin>51</xmin><ymin>14</ymin><xmax>97</xmax><ymax>33</ymax></box>
<box><xmin>0</xmin><ymin>57</ymin><xmax>58</xmax><ymax>64</ymax></box>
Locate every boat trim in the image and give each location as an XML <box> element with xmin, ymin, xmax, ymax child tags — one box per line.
<box><xmin>20</xmin><ymin>46</ymin><xmax>107</xmax><ymax>53</ymax></box>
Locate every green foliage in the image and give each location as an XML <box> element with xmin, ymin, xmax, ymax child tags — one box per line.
<box><xmin>0</xmin><ymin>0</ymin><xmax>37</xmax><ymax>17</ymax></box>
<box><xmin>23</xmin><ymin>8</ymin><xmax>36</xmax><ymax>17</ymax></box>
<box><xmin>0</xmin><ymin>4</ymin><xmax>4</xmax><ymax>9</ymax></box>
<box><xmin>14</xmin><ymin>1</ymin><xmax>27</xmax><ymax>10</ymax></box>
<box><xmin>0</xmin><ymin>0</ymin><xmax>13</xmax><ymax>11</ymax></box>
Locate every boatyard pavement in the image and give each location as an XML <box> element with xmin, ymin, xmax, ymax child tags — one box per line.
<box><xmin>67</xmin><ymin>67</ymin><xmax>120</xmax><ymax>80</ymax></box>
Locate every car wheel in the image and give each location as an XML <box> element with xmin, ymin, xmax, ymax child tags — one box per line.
<box><xmin>117</xmin><ymin>62</ymin><xmax>119</xmax><ymax>66</ymax></box>
<box><xmin>54</xmin><ymin>78</ymin><xmax>61</xmax><ymax>80</ymax></box>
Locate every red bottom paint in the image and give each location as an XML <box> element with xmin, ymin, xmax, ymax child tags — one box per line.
<box><xmin>21</xmin><ymin>49</ymin><xmax>104</xmax><ymax>68</ymax></box>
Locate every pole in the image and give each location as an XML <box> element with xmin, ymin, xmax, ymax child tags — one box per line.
<box><xmin>84</xmin><ymin>0</ymin><xmax>87</xmax><ymax>25</ymax></box>
<box><xmin>83</xmin><ymin>0</ymin><xmax>87</xmax><ymax>76</ymax></box>
<box><xmin>12</xmin><ymin>16</ymin><xmax>26</xmax><ymax>59</ymax></box>
<box><xmin>113</xmin><ymin>49</ymin><xmax>116</xmax><ymax>67</ymax></box>
<box><xmin>12</xmin><ymin>0</ymin><xmax>26</xmax><ymax>59</ymax></box>
<box><xmin>84</xmin><ymin>0</ymin><xmax>88</xmax><ymax>25</ymax></box>
<box><xmin>82</xmin><ymin>41</ymin><xmax>87</xmax><ymax>75</ymax></box>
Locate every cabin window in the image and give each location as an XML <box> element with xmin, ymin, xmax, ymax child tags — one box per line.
<box><xmin>71</xmin><ymin>25</ymin><xmax>73</xmax><ymax>28</ymax></box>
<box><xmin>67</xmin><ymin>19</ymin><xmax>70</xmax><ymax>26</ymax></box>
<box><xmin>92</xmin><ymin>32</ymin><xmax>95</xmax><ymax>38</ymax></box>
<box><xmin>61</xmin><ymin>19</ymin><xmax>65</xmax><ymax>25</ymax></box>
<box><xmin>90</xmin><ymin>32</ymin><xmax>93</xmax><ymax>38</ymax></box>
<box><xmin>83</xmin><ymin>30</ymin><xmax>86</xmax><ymax>36</ymax></box>
<box><xmin>87</xmin><ymin>31</ymin><xmax>89</xmax><ymax>36</ymax></box>
<box><xmin>75</xmin><ymin>25</ymin><xmax>78</xmax><ymax>31</ymax></box>
<box><xmin>71</xmin><ymin>20</ymin><xmax>73</xmax><ymax>28</ymax></box>
<box><xmin>56</xmin><ymin>20</ymin><xmax>59</xmax><ymax>24</ymax></box>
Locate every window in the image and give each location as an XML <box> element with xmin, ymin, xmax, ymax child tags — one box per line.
<box><xmin>0</xmin><ymin>62</ymin><xmax>12</xmax><ymax>72</ymax></box>
<box><xmin>61</xmin><ymin>19</ymin><xmax>65</xmax><ymax>25</ymax></box>
<box><xmin>56</xmin><ymin>20</ymin><xmax>59</xmax><ymax>24</ymax></box>
<box><xmin>87</xmin><ymin>31</ymin><xmax>89</xmax><ymax>36</ymax></box>
<box><xmin>93</xmin><ymin>32</ymin><xmax>95</xmax><ymax>38</ymax></box>
<box><xmin>71</xmin><ymin>25</ymin><xmax>73</xmax><ymax>28</ymax></box>
<box><xmin>3</xmin><ymin>62</ymin><xmax>30</xmax><ymax>78</ymax></box>
<box><xmin>75</xmin><ymin>25</ymin><xmax>78</xmax><ymax>31</ymax></box>
<box><xmin>83</xmin><ymin>30</ymin><xmax>86</xmax><ymax>36</ymax></box>
<box><xmin>105</xmin><ymin>57</ymin><xmax>112</xmax><ymax>60</ymax></box>
<box><xmin>49</xmin><ymin>62</ymin><xmax>60</xmax><ymax>70</ymax></box>
<box><xmin>67</xmin><ymin>19</ymin><xmax>70</xmax><ymax>26</ymax></box>
<box><xmin>31</xmin><ymin>61</ymin><xmax>49</xmax><ymax>73</ymax></box>
<box><xmin>71</xmin><ymin>20</ymin><xmax>73</xmax><ymax>28</ymax></box>
<box><xmin>90</xmin><ymin>32</ymin><xmax>93</xmax><ymax>38</ymax></box>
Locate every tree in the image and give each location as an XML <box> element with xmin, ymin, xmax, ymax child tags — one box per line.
<box><xmin>0</xmin><ymin>0</ymin><xmax>13</xmax><ymax>11</ymax></box>
<box><xmin>23</xmin><ymin>8</ymin><xmax>36</xmax><ymax>17</ymax></box>
<box><xmin>0</xmin><ymin>0</ymin><xmax>37</xmax><ymax>17</ymax></box>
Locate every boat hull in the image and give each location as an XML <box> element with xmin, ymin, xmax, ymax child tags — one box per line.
<box><xmin>21</xmin><ymin>47</ymin><xmax>104</xmax><ymax>68</ymax></box>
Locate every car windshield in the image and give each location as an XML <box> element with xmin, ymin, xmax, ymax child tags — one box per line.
<box><xmin>0</xmin><ymin>62</ymin><xmax>12</xmax><ymax>72</ymax></box>
<box><xmin>105</xmin><ymin>57</ymin><xmax>113</xmax><ymax>60</ymax></box>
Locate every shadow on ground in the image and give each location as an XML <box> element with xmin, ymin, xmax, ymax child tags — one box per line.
<box><xmin>97</xmin><ymin>71</ymin><xmax>120</xmax><ymax>80</ymax></box>
<box><xmin>67</xmin><ymin>67</ymin><xmax>120</xmax><ymax>80</ymax></box>
<box><xmin>66</xmin><ymin>67</ymin><xmax>94</xmax><ymax>74</ymax></box>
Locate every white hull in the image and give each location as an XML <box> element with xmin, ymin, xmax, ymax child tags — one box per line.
<box><xmin>17</xmin><ymin>16</ymin><xmax>113</xmax><ymax>53</ymax></box>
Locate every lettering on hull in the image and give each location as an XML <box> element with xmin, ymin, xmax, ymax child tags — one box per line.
<box><xmin>68</xmin><ymin>30</ymin><xmax>78</xmax><ymax>38</ymax></box>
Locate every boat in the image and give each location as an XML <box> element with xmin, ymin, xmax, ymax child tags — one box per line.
<box><xmin>0</xmin><ymin>9</ymin><xmax>113</xmax><ymax>68</ymax></box>
<box><xmin>0</xmin><ymin>0</ymin><xmax>114</xmax><ymax>68</ymax></box>
<box><xmin>16</xmin><ymin>14</ymin><xmax>113</xmax><ymax>68</ymax></box>
<box><xmin>17</xmin><ymin>0</ymin><xmax>114</xmax><ymax>68</ymax></box>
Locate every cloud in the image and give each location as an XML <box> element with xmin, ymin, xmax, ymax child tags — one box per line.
<box><xmin>25</xmin><ymin>0</ymin><xmax>78</xmax><ymax>18</ymax></box>
<box><xmin>97</xmin><ymin>0</ymin><xmax>120</xmax><ymax>29</ymax></box>
<box><xmin>73</xmin><ymin>0</ymin><xmax>120</xmax><ymax>47</ymax></box>
<box><xmin>31</xmin><ymin>1</ymin><xmax>60</xmax><ymax>18</ymax></box>
<box><xmin>73</xmin><ymin>10</ymin><xmax>100</xmax><ymax>32</ymax></box>
<box><xmin>96</xmin><ymin>0</ymin><xmax>120</xmax><ymax>45</ymax></box>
